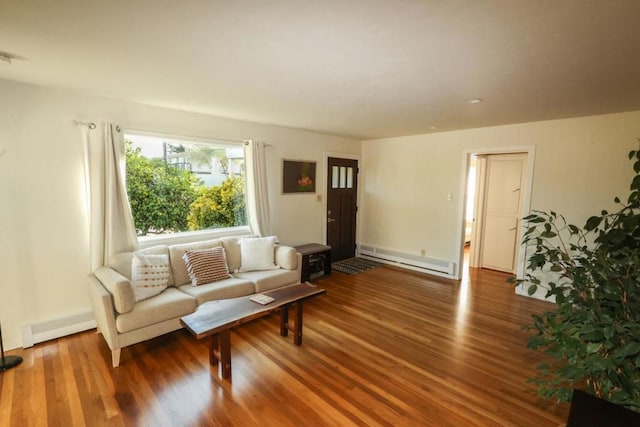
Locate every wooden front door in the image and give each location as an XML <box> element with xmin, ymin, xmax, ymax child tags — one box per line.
<box><xmin>326</xmin><ymin>157</ymin><xmax>358</xmax><ymax>262</ymax></box>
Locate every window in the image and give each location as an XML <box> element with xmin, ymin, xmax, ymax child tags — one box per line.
<box><xmin>331</xmin><ymin>165</ymin><xmax>354</xmax><ymax>189</ymax></box>
<box><xmin>124</xmin><ymin>132</ymin><xmax>246</xmax><ymax>237</ymax></box>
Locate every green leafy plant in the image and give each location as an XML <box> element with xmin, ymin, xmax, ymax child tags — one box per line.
<box><xmin>187</xmin><ymin>175</ymin><xmax>246</xmax><ymax>230</ymax></box>
<box><xmin>125</xmin><ymin>142</ymin><xmax>200</xmax><ymax>235</ymax></box>
<box><xmin>510</xmin><ymin>147</ymin><xmax>640</xmax><ymax>412</ymax></box>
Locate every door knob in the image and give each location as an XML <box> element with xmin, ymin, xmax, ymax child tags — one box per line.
<box><xmin>328</xmin><ymin>218</ymin><xmax>336</xmax><ymax>223</ymax></box>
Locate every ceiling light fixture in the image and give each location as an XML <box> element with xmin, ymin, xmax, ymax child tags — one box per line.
<box><xmin>466</xmin><ymin>98</ymin><xmax>482</xmax><ymax>104</ymax></box>
<box><xmin>0</xmin><ymin>53</ymin><xmax>12</xmax><ymax>64</ymax></box>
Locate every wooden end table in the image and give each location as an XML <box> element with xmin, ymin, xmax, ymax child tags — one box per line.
<box><xmin>295</xmin><ymin>243</ymin><xmax>332</xmax><ymax>282</ymax></box>
<box><xmin>180</xmin><ymin>283</ymin><xmax>326</xmax><ymax>380</ymax></box>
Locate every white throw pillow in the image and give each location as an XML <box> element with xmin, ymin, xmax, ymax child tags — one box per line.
<box><xmin>238</xmin><ymin>236</ymin><xmax>280</xmax><ymax>272</ymax></box>
<box><xmin>131</xmin><ymin>253</ymin><xmax>170</xmax><ymax>302</ymax></box>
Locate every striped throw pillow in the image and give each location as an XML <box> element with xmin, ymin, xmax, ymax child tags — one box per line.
<box><xmin>131</xmin><ymin>254</ymin><xmax>170</xmax><ymax>302</ymax></box>
<box><xmin>182</xmin><ymin>247</ymin><xmax>231</xmax><ymax>286</ymax></box>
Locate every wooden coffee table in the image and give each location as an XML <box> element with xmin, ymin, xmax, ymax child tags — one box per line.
<box><xmin>180</xmin><ymin>283</ymin><xmax>326</xmax><ymax>379</ymax></box>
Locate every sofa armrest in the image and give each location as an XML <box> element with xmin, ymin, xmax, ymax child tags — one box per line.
<box><xmin>89</xmin><ymin>274</ymin><xmax>119</xmax><ymax>350</ymax></box>
<box><xmin>275</xmin><ymin>245</ymin><xmax>298</xmax><ymax>270</ymax></box>
<box><xmin>94</xmin><ymin>266</ymin><xmax>135</xmax><ymax>314</ymax></box>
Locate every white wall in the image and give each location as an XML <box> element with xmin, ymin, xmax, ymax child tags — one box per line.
<box><xmin>360</xmin><ymin>111</ymin><xmax>640</xmax><ymax>279</ymax></box>
<box><xmin>3</xmin><ymin>76</ymin><xmax>637</xmax><ymax>349</ymax></box>
<box><xmin>0</xmin><ymin>79</ymin><xmax>360</xmax><ymax>350</ymax></box>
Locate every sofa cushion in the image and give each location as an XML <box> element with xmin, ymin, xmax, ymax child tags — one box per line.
<box><xmin>238</xmin><ymin>236</ymin><xmax>279</xmax><ymax>272</ymax></box>
<box><xmin>115</xmin><ymin>287</ymin><xmax>196</xmax><ymax>333</ymax></box>
<box><xmin>220</xmin><ymin>237</ymin><xmax>241</xmax><ymax>273</ymax></box>
<box><xmin>178</xmin><ymin>277</ymin><xmax>255</xmax><ymax>305</ymax></box>
<box><xmin>182</xmin><ymin>247</ymin><xmax>231</xmax><ymax>286</ymax></box>
<box><xmin>94</xmin><ymin>266</ymin><xmax>136</xmax><ymax>314</ymax></box>
<box><xmin>234</xmin><ymin>269</ymin><xmax>300</xmax><ymax>293</ymax></box>
<box><xmin>275</xmin><ymin>245</ymin><xmax>298</xmax><ymax>270</ymax></box>
<box><xmin>131</xmin><ymin>253</ymin><xmax>170</xmax><ymax>302</ymax></box>
<box><xmin>169</xmin><ymin>239</ymin><xmax>223</xmax><ymax>286</ymax></box>
<box><xmin>220</xmin><ymin>235</ymin><xmax>257</xmax><ymax>273</ymax></box>
<box><xmin>109</xmin><ymin>245</ymin><xmax>174</xmax><ymax>286</ymax></box>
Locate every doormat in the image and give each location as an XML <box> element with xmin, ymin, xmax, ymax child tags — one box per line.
<box><xmin>332</xmin><ymin>257</ymin><xmax>383</xmax><ymax>275</ymax></box>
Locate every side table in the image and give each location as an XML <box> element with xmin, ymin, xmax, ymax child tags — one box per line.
<box><xmin>295</xmin><ymin>244</ymin><xmax>332</xmax><ymax>282</ymax></box>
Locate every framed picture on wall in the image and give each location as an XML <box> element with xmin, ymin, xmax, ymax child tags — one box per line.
<box><xmin>282</xmin><ymin>159</ymin><xmax>316</xmax><ymax>193</ymax></box>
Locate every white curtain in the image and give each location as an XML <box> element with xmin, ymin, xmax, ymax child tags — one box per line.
<box><xmin>82</xmin><ymin>123</ymin><xmax>139</xmax><ymax>271</ymax></box>
<box><xmin>244</xmin><ymin>140</ymin><xmax>271</xmax><ymax>237</ymax></box>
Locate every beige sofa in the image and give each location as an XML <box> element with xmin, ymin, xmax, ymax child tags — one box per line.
<box><xmin>89</xmin><ymin>236</ymin><xmax>301</xmax><ymax>367</ymax></box>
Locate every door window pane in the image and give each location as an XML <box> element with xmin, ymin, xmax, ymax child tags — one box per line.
<box><xmin>332</xmin><ymin>166</ymin><xmax>339</xmax><ymax>188</ymax></box>
<box><xmin>340</xmin><ymin>167</ymin><xmax>346</xmax><ymax>188</ymax></box>
<box><xmin>347</xmin><ymin>167</ymin><xmax>353</xmax><ymax>189</ymax></box>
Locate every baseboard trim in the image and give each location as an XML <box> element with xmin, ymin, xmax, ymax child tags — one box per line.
<box><xmin>358</xmin><ymin>245</ymin><xmax>456</xmax><ymax>279</ymax></box>
<box><xmin>515</xmin><ymin>284</ymin><xmax>555</xmax><ymax>302</ymax></box>
<box><xmin>22</xmin><ymin>311</ymin><xmax>96</xmax><ymax>348</ymax></box>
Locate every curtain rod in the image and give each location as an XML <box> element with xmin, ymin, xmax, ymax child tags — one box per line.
<box><xmin>70</xmin><ymin>120</ymin><xmax>96</xmax><ymax>129</ymax></box>
<box><xmin>69</xmin><ymin>122</ymin><xmax>275</xmax><ymax>147</ymax></box>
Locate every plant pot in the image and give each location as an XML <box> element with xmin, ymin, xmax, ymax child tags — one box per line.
<box><xmin>566</xmin><ymin>389</ymin><xmax>640</xmax><ymax>426</ymax></box>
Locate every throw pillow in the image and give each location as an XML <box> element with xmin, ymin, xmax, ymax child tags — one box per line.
<box><xmin>131</xmin><ymin>253</ymin><xmax>170</xmax><ymax>302</ymax></box>
<box><xmin>238</xmin><ymin>236</ymin><xmax>280</xmax><ymax>272</ymax></box>
<box><xmin>183</xmin><ymin>247</ymin><xmax>231</xmax><ymax>286</ymax></box>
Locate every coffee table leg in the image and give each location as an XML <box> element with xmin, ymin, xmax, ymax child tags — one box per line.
<box><xmin>219</xmin><ymin>330</ymin><xmax>232</xmax><ymax>379</ymax></box>
<box><xmin>209</xmin><ymin>333</ymin><xmax>219</xmax><ymax>369</ymax></box>
<box><xmin>280</xmin><ymin>306</ymin><xmax>289</xmax><ymax>337</ymax></box>
<box><xmin>280</xmin><ymin>303</ymin><xmax>304</xmax><ymax>345</ymax></box>
<box><xmin>209</xmin><ymin>331</ymin><xmax>232</xmax><ymax>379</ymax></box>
<box><xmin>294</xmin><ymin>303</ymin><xmax>303</xmax><ymax>346</ymax></box>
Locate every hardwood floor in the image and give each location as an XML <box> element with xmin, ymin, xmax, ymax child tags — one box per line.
<box><xmin>0</xmin><ymin>265</ymin><xmax>569</xmax><ymax>426</ymax></box>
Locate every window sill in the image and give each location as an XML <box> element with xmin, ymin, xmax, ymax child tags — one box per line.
<box><xmin>137</xmin><ymin>226</ymin><xmax>252</xmax><ymax>249</ymax></box>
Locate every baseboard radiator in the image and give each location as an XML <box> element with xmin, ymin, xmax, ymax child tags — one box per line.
<box><xmin>22</xmin><ymin>311</ymin><xmax>96</xmax><ymax>348</ymax></box>
<box><xmin>358</xmin><ymin>245</ymin><xmax>456</xmax><ymax>279</ymax></box>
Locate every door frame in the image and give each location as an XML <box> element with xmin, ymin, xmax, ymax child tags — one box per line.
<box><xmin>468</xmin><ymin>155</ymin><xmax>486</xmax><ymax>268</ymax></box>
<box><xmin>455</xmin><ymin>145</ymin><xmax>535</xmax><ymax>284</ymax></box>
<box><xmin>322</xmin><ymin>152</ymin><xmax>361</xmax><ymax>246</ymax></box>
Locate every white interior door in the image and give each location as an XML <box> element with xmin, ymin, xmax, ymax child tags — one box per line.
<box><xmin>480</xmin><ymin>154</ymin><xmax>526</xmax><ymax>273</ymax></box>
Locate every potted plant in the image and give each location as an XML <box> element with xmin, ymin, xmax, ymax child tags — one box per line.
<box><xmin>509</xmin><ymin>146</ymin><xmax>640</xmax><ymax>415</ymax></box>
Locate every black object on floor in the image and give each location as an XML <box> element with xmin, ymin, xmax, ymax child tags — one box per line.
<box><xmin>0</xmin><ymin>322</ymin><xmax>23</xmax><ymax>371</ymax></box>
<box><xmin>332</xmin><ymin>257</ymin><xmax>383</xmax><ymax>275</ymax></box>
<box><xmin>567</xmin><ymin>389</ymin><xmax>640</xmax><ymax>426</ymax></box>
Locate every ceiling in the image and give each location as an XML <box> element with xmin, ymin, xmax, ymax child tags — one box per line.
<box><xmin>1</xmin><ymin>1</ymin><xmax>640</xmax><ymax>140</ymax></box>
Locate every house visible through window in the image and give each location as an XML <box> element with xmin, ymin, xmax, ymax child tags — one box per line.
<box><xmin>124</xmin><ymin>132</ymin><xmax>246</xmax><ymax>237</ymax></box>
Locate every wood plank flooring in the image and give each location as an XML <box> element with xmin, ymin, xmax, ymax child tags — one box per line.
<box><xmin>0</xmin><ymin>265</ymin><xmax>569</xmax><ymax>426</ymax></box>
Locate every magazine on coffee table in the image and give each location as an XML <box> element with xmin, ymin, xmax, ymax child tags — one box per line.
<box><xmin>250</xmin><ymin>294</ymin><xmax>275</xmax><ymax>305</ymax></box>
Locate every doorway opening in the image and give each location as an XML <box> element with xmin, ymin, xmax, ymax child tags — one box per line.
<box><xmin>457</xmin><ymin>147</ymin><xmax>535</xmax><ymax>285</ymax></box>
<box><xmin>464</xmin><ymin>157</ymin><xmax>477</xmax><ymax>249</ymax></box>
